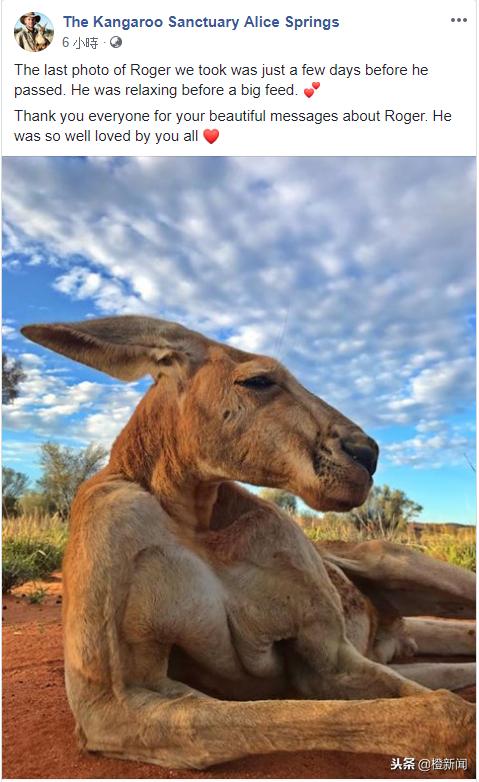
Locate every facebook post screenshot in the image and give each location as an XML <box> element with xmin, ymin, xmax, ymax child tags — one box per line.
<box><xmin>2</xmin><ymin>0</ymin><xmax>476</xmax><ymax>779</ymax></box>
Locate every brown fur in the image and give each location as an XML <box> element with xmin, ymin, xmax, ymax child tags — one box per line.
<box><xmin>323</xmin><ymin>560</ymin><xmax>378</xmax><ymax>658</ymax></box>
<box><xmin>21</xmin><ymin>316</ymin><xmax>475</xmax><ymax>769</ymax></box>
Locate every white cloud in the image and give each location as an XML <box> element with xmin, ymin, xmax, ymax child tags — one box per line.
<box><xmin>3</xmin><ymin>156</ymin><xmax>475</xmax><ymax>471</ymax></box>
<box><xmin>228</xmin><ymin>324</ymin><xmax>272</xmax><ymax>353</ymax></box>
<box><xmin>410</xmin><ymin>357</ymin><xmax>475</xmax><ymax>406</ymax></box>
<box><xmin>72</xmin><ymin>387</ymin><xmax>143</xmax><ymax>448</ymax></box>
<box><xmin>416</xmin><ymin>419</ymin><xmax>442</xmax><ymax>433</ymax></box>
<box><xmin>382</xmin><ymin>422</ymin><xmax>472</xmax><ymax>469</ymax></box>
<box><xmin>3</xmin><ymin>360</ymin><xmax>103</xmax><ymax>436</ymax></box>
<box><xmin>3</xmin><ymin>357</ymin><xmax>145</xmax><ymax>457</ymax></box>
<box><xmin>2</xmin><ymin>324</ymin><xmax>17</xmax><ymax>339</ymax></box>
<box><xmin>19</xmin><ymin>352</ymin><xmax>44</xmax><ymax>367</ymax></box>
<box><xmin>2</xmin><ymin>440</ymin><xmax>40</xmax><ymax>466</ymax></box>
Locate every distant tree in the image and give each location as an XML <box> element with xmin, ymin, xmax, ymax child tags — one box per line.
<box><xmin>2</xmin><ymin>466</ymin><xmax>29</xmax><ymax>516</ymax></box>
<box><xmin>37</xmin><ymin>442</ymin><xmax>108</xmax><ymax>519</ymax></box>
<box><xmin>259</xmin><ymin>488</ymin><xmax>298</xmax><ymax>514</ymax></box>
<box><xmin>18</xmin><ymin>491</ymin><xmax>54</xmax><ymax>516</ymax></box>
<box><xmin>346</xmin><ymin>484</ymin><xmax>422</xmax><ymax>539</ymax></box>
<box><xmin>2</xmin><ymin>353</ymin><xmax>25</xmax><ymax>405</ymax></box>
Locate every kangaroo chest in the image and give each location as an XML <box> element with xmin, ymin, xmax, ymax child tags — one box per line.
<box><xmin>123</xmin><ymin>509</ymin><xmax>356</xmax><ymax>696</ymax></box>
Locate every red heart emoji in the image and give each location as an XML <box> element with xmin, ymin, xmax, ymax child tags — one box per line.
<box><xmin>203</xmin><ymin>129</ymin><xmax>219</xmax><ymax>144</ymax></box>
<box><xmin>312</xmin><ymin>81</ymin><xmax>320</xmax><ymax>89</ymax></box>
<box><xmin>304</xmin><ymin>88</ymin><xmax>314</xmax><ymax>98</ymax></box>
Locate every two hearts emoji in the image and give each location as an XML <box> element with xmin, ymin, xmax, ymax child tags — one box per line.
<box><xmin>304</xmin><ymin>82</ymin><xmax>320</xmax><ymax>98</ymax></box>
<box><xmin>203</xmin><ymin>83</ymin><xmax>321</xmax><ymax>141</ymax></box>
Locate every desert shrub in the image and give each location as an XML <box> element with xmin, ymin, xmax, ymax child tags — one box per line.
<box><xmin>419</xmin><ymin>530</ymin><xmax>476</xmax><ymax>572</ymax></box>
<box><xmin>259</xmin><ymin>488</ymin><xmax>298</xmax><ymax>513</ymax></box>
<box><xmin>18</xmin><ymin>491</ymin><xmax>55</xmax><ymax>516</ymax></box>
<box><xmin>346</xmin><ymin>485</ymin><xmax>422</xmax><ymax>539</ymax></box>
<box><xmin>2</xmin><ymin>539</ymin><xmax>64</xmax><ymax>592</ymax></box>
<box><xmin>2</xmin><ymin>513</ymin><xmax>68</xmax><ymax>592</ymax></box>
<box><xmin>305</xmin><ymin>513</ymin><xmax>361</xmax><ymax>544</ymax></box>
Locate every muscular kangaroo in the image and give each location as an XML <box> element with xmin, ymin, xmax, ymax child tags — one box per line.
<box><xmin>22</xmin><ymin>316</ymin><xmax>475</xmax><ymax>770</ymax></box>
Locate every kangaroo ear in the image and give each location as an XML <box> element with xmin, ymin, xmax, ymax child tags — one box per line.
<box><xmin>21</xmin><ymin>316</ymin><xmax>207</xmax><ymax>381</ymax></box>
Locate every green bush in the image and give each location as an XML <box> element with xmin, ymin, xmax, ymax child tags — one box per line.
<box><xmin>419</xmin><ymin>534</ymin><xmax>476</xmax><ymax>572</ymax></box>
<box><xmin>2</xmin><ymin>536</ymin><xmax>66</xmax><ymax>593</ymax></box>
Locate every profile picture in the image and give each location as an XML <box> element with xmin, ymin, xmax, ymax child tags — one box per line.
<box><xmin>14</xmin><ymin>11</ymin><xmax>53</xmax><ymax>52</ymax></box>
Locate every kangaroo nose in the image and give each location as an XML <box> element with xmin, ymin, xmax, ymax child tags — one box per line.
<box><xmin>340</xmin><ymin>437</ymin><xmax>378</xmax><ymax>476</ymax></box>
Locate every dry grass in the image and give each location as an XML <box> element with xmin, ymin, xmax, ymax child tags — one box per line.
<box><xmin>2</xmin><ymin>512</ymin><xmax>475</xmax><ymax>594</ymax></box>
<box><xmin>417</xmin><ymin>526</ymin><xmax>475</xmax><ymax>571</ymax></box>
<box><xmin>305</xmin><ymin>515</ymin><xmax>361</xmax><ymax>544</ymax></box>
<box><xmin>303</xmin><ymin>515</ymin><xmax>476</xmax><ymax>571</ymax></box>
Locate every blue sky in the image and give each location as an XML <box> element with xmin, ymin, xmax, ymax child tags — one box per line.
<box><xmin>2</xmin><ymin>156</ymin><xmax>476</xmax><ymax>524</ymax></box>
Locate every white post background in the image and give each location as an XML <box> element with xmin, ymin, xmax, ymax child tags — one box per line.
<box><xmin>2</xmin><ymin>0</ymin><xmax>476</xmax><ymax>156</ymax></box>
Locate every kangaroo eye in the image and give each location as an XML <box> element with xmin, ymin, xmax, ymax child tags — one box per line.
<box><xmin>237</xmin><ymin>376</ymin><xmax>275</xmax><ymax>390</ymax></box>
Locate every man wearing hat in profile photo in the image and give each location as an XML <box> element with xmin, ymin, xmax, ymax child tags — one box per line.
<box><xmin>15</xmin><ymin>12</ymin><xmax>53</xmax><ymax>51</ymax></box>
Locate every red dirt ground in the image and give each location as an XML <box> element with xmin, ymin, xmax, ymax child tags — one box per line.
<box><xmin>3</xmin><ymin>574</ymin><xmax>475</xmax><ymax>779</ymax></box>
